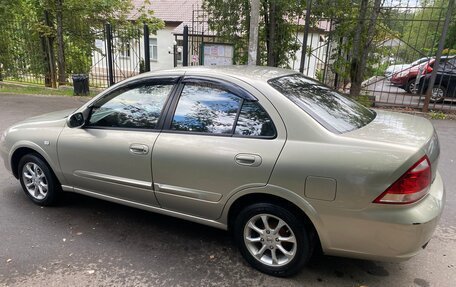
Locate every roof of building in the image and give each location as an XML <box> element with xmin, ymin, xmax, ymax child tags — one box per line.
<box><xmin>129</xmin><ymin>0</ymin><xmax>205</xmax><ymax>34</ymax></box>
<box><xmin>129</xmin><ymin>0</ymin><xmax>329</xmax><ymax>35</ymax></box>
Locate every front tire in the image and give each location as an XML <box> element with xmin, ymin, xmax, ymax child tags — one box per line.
<box><xmin>18</xmin><ymin>154</ymin><xmax>61</xmax><ymax>206</ymax></box>
<box><xmin>406</xmin><ymin>78</ymin><xmax>417</xmax><ymax>93</ymax></box>
<box><xmin>234</xmin><ymin>203</ymin><xmax>313</xmax><ymax>277</ymax></box>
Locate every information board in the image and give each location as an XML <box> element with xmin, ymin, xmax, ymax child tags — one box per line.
<box><xmin>203</xmin><ymin>43</ymin><xmax>234</xmax><ymax>66</ymax></box>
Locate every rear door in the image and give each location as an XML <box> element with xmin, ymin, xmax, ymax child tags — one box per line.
<box><xmin>151</xmin><ymin>77</ymin><xmax>286</xmax><ymax>219</ymax></box>
<box><xmin>443</xmin><ymin>58</ymin><xmax>456</xmax><ymax>96</ymax></box>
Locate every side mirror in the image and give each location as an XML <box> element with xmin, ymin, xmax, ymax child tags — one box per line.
<box><xmin>68</xmin><ymin>112</ymin><xmax>85</xmax><ymax>128</ymax></box>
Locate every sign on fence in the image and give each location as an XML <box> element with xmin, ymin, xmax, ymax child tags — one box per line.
<box><xmin>202</xmin><ymin>43</ymin><xmax>234</xmax><ymax>66</ymax></box>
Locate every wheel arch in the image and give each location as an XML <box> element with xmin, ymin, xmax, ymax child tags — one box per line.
<box><xmin>222</xmin><ymin>185</ymin><xmax>328</xmax><ymax>252</ymax></box>
<box><xmin>10</xmin><ymin>142</ymin><xmax>61</xmax><ymax>182</ymax></box>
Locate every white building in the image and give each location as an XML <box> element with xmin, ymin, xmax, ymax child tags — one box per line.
<box><xmin>90</xmin><ymin>0</ymin><xmax>331</xmax><ymax>86</ymax></box>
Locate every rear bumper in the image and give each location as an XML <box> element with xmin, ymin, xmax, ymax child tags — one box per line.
<box><xmin>320</xmin><ymin>171</ymin><xmax>445</xmax><ymax>261</ymax></box>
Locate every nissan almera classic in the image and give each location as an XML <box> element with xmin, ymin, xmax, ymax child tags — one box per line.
<box><xmin>0</xmin><ymin>66</ymin><xmax>444</xmax><ymax>277</ymax></box>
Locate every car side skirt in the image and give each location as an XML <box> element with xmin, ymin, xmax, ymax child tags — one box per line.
<box><xmin>61</xmin><ymin>185</ymin><xmax>228</xmax><ymax>230</ymax></box>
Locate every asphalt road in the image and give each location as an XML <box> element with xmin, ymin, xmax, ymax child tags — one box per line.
<box><xmin>0</xmin><ymin>94</ymin><xmax>455</xmax><ymax>287</ymax></box>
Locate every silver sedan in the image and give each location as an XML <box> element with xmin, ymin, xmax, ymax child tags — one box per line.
<box><xmin>0</xmin><ymin>66</ymin><xmax>445</xmax><ymax>277</ymax></box>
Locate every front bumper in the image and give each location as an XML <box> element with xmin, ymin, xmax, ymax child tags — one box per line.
<box><xmin>320</xmin><ymin>171</ymin><xmax>445</xmax><ymax>261</ymax></box>
<box><xmin>0</xmin><ymin>131</ymin><xmax>11</xmax><ymax>173</ymax></box>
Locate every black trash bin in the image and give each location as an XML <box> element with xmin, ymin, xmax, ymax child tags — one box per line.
<box><xmin>72</xmin><ymin>74</ymin><xmax>89</xmax><ymax>96</ymax></box>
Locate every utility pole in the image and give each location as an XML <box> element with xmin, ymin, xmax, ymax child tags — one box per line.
<box><xmin>248</xmin><ymin>0</ymin><xmax>260</xmax><ymax>65</ymax></box>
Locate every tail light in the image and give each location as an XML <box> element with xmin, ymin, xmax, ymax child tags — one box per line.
<box><xmin>422</xmin><ymin>63</ymin><xmax>433</xmax><ymax>75</ymax></box>
<box><xmin>374</xmin><ymin>156</ymin><xmax>431</xmax><ymax>204</ymax></box>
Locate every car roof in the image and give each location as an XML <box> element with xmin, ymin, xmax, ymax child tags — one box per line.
<box><xmin>136</xmin><ymin>65</ymin><xmax>298</xmax><ymax>82</ymax></box>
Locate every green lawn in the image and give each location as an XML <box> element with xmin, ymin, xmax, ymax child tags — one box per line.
<box><xmin>0</xmin><ymin>82</ymin><xmax>98</xmax><ymax>97</ymax></box>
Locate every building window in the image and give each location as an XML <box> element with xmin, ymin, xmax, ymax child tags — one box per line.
<box><xmin>177</xmin><ymin>46</ymin><xmax>183</xmax><ymax>62</ymax></box>
<box><xmin>119</xmin><ymin>39</ymin><xmax>131</xmax><ymax>58</ymax></box>
<box><xmin>150</xmin><ymin>38</ymin><xmax>158</xmax><ymax>61</ymax></box>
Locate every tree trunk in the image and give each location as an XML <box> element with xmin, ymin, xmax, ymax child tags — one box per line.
<box><xmin>56</xmin><ymin>0</ymin><xmax>66</xmax><ymax>85</ymax></box>
<box><xmin>267</xmin><ymin>1</ymin><xmax>277</xmax><ymax>66</ymax></box>
<box><xmin>351</xmin><ymin>0</ymin><xmax>382</xmax><ymax>97</ymax></box>
<box><xmin>349</xmin><ymin>0</ymin><xmax>368</xmax><ymax>97</ymax></box>
<box><xmin>40</xmin><ymin>34</ymin><xmax>52</xmax><ymax>87</ymax></box>
<box><xmin>263</xmin><ymin>1</ymin><xmax>270</xmax><ymax>65</ymax></box>
<box><xmin>248</xmin><ymin>0</ymin><xmax>260</xmax><ymax>65</ymax></box>
<box><xmin>44</xmin><ymin>10</ymin><xmax>57</xmax><ymax>88</ymax></box>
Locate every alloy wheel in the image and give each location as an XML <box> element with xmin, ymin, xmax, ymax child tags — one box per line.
<box><xmin>431</xmin><ymin>87</ymin><xmax>445</xmax><ymax>102</ymax></box>
<box><xmin>243</xmin><ymin>213</ymin><xmax>297</xmax><ymax>267</ymax></box>
<box><xmin>22</xmin><ymin>162</ymin><xmax>48</xmax><ymax>200</ymax></box>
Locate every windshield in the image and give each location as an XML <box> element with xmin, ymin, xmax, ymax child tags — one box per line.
<box><xmin>269</xmin><ymin>74</ymin><xmax>376</xmax><ymax>133</ymax></box>
<box><xmin>411</xmin><ymin>58</ymin><xmax>428</xmax><ymax>66</ymax></box>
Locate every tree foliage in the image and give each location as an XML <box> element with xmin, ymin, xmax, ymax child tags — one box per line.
<box><xmin>203</xmin><ymin>0</ymin><xmax>305</xmax><ymax>67</ymax></box>
<box><xmin>0</xmin><ymin>0</ymin><xmax>164</xmax><ymax>85</ymax></box>
<box><xmin>313</xmin><ymin>0</ymin><xmax>391</xmax><ymax>94</ymax></box>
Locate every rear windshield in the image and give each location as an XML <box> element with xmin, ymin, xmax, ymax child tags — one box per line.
<box><xmin>269</xmin><ymin>74</ymin><xmax>376</xmax><ymax>133</ymax></box>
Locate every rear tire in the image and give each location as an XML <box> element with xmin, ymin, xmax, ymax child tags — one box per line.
<box><xmin>18</xmin><ymin>154</ymin><xmax>61</xmax><ymax>206</ymax></box>
<box><xmin>233</xmin><ymin>203</ymin><xmax>314</xmax><ymax>277</ymax></box>
<box><xmin>430</xmin><ymin>86</ymin><xmax>446</xmax><ymax>103</ymax></box>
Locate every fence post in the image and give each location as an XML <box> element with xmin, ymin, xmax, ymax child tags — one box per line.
<box><xmin>105</xmin><ymin>23</ymin><xmax>115</xmax><ymax>86</ymax></box>
<box><xmin>183</xmin><ymin>25</ymin><xmax>189</xmax><ymax>67</ymax></box>
<box><xmin>299</xmin><ymin>0</ymin><xmax>312</xmax><ymax>74</ymax></box>
<box><xmin>322</xmin><ymin>19</ymin><xmax>333</xmax><ymax>84</ymax></box>
<box><xmin>143</xmin><ymin>23</ymin><xmax>151</xmax><ymax>72</ymax></box>
<box><xmin>422</xmin><ymin>0</ymin><xmax>455</xmax><ymax>112</ymax></box>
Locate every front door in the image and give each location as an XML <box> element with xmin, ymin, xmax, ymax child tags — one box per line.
<box><xmin>152</xmin><ymin>78</ymin><xmax>286</xmax><ymax>219</ymax></box>
<box><xmin>58</xmin><ymin>80</ymin><xmax>176</xmax><ymax>206</ymax></box>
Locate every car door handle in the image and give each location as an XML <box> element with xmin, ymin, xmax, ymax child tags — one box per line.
<box><xmin>129</xmin><ymin>144</ymin><xmax>149</xmax><ymax>155</ymax></box>
<box><xmin>235</xmin><ymin>154</ymin><xmax>262</xmax><ymax>167</ymax></box>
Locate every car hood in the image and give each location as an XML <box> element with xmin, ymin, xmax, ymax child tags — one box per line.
<box><xmin>20</xmin><ymin>109</ymin><xmax>76</xmax><ymax>124</ymax></box>
<box><xmin>7</xmin><ymin>109</ymin><xmax>75</xmax><ymax>132</ymax></box>
<box><xmin>386</xmin><ymin>64</ymin><xmax>410</xmax><ymax>72</ymax></box>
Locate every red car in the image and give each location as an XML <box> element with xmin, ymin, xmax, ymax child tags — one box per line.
<box><xmin>390</xmin><ymin>59</ymin><xmax>434</xmax><ymax>93</ymax></box>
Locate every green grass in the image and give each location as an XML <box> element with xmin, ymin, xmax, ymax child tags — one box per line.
<box><xmin>0</xmin><ymin>82</ymin><xmax>98</xmax><ymax>97</ymax></box>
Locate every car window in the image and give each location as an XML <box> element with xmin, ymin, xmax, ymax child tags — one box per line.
<box><xmin>171</xmin><ymin>83</ymin><xmax>242</xmax><ymax>134</ymax></box>
<box><xmin>234</xmin><ymin>101</ymin><xmax>275</xmax><ymax>137</ymax></box>
<box><xmin>88</xmin><ymin>84</ymin><xmax>173</xmax><ymax>129</ymax></box>
<box><xmin>447</xmin><ymin>58</ymin><xmax>456</xmax><ymax>70</ymax></box>
<box><xmin>269</xmin><ymin>74</ymin><xmax>376</xmax><ymax>133</ymax></box>
<box><xmin>411</xmin><ymin>58</ymin><xmax>426</xmax><ymax>66</ymax></box>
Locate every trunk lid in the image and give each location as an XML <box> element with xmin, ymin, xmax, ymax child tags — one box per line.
<box><xmin>344</xmin><ymin>110</ymin><xmax>440</xmax><ymax>179</ymax></box>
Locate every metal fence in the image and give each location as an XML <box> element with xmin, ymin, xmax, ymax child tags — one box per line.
<box><xmin>1</xmin><ymin>1</ymin><xmax>455</xmax><ymax>113</ymax></box>
<box><xmin>294</xmin><ymin>0</ymin><xmax>456</xmax><ymax>112</ymax></box>
<box><xmin>0</xmin><ymin>20</ymin><xmax>47</xmax><ymax>85</ymax></box>
<box><xmin>90</xmin><ymin>23</ymin><xmax>145</xmax><ymax>87</ymax></box>
<box><xmin>0</xmin><ymin>20</ymin><xmax>149</xmax><ymax>88</ymax></box>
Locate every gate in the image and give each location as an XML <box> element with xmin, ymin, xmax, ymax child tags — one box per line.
<box><xmin>90</xmin><ymin>23</ymin><xmax>145</xmax><ymax>88</ymax></box>
<box><xmin>0</xmin><ymin>21</ymin><xmax>150</xmax><ymax>89</ymax></box>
